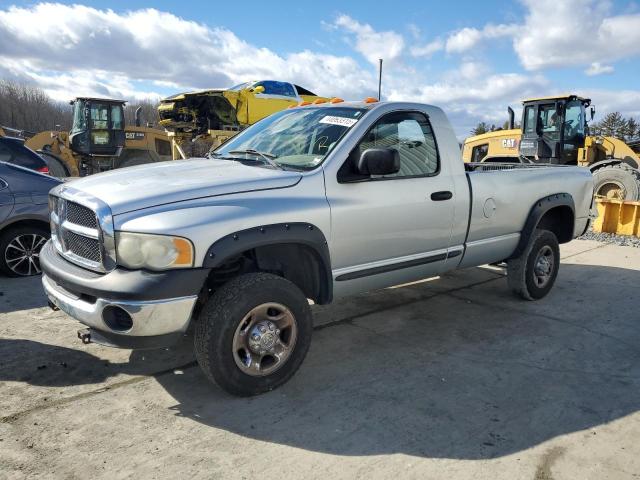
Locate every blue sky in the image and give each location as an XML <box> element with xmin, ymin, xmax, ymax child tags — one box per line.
<box><xmin>0</xmin><ymin>0</ymin><xmax>639</xmax><ymax>135</ymax></box>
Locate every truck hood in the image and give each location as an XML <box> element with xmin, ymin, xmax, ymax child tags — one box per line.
<box><xmin>64</xmin><ymin>159</ymin><xmax>302</xmax><ymax>215</ymax></box>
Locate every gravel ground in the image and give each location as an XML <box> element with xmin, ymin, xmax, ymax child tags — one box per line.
<box><xmin>579</xmin><ymin>228</ymin><xmax>640</xmax><ymax>248</ymax></box>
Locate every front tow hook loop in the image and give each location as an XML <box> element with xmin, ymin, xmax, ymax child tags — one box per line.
<box><xmin>77</xmin><ymin>328</ymin><xmax>92</xmax><ymax>345</ymax></box>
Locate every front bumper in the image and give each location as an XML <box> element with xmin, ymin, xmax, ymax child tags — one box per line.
<box><xmin>40</xmin><ymin>240</ymin><xmax>209</xmax><ymax>349</ymax></box>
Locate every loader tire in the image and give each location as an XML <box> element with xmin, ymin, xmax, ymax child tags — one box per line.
<box><xmin>592</xmin><ymin>164</ymin><xmax>640</xmax><ymax>201</ymax></box>
<box><xmin>507</xmin><ymin>229</ymin><xmax>560</xmax><ymax>301</ymax></box>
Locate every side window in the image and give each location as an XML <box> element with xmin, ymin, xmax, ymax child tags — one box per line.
<box><xmin>564</xmin><ymin>100</ymin><xmax>585</xmax><ymax>139</ymax></box>
<box><xmin>111</xmin><ymin>105</ymin><xmax>123</xmax><ymax>130</ymax></box>
<box><xmin>0</xmin><ymin>143</ymin><xmax>12</xmax><ymax>163</ymax></box>
<box><xmin>538</xmin><ymin>104</ymin><xmax>559</xmax><ymax>138</ymax></box>
<box><xmin>471</xmin><ymin>144</ymin><xmax>489</xmax><ymax>162</ymax></box>
<box><xmin>523</xmin><ymin>106</ymin><xmax>536</xmax><ymax>134</ymax></box>
<box><xmin>155</xmin><ymin>138</ymin><xmax>171</xmax><ymax>156</ymax></box>
<box><xmin>356</xmin><ymin>111</ymin><xmax>439</xmax><ymax>179</ymax></box>
<box><xmin>258</xmin><ymin>81</ymin><xmax>296</xmax><ymax>97</ymax></box>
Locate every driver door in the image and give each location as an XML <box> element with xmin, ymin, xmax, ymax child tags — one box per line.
<box><xmin>325</xmin><ymin>111</ymin><xmax>456</xmax><ymax>297</ymax></box>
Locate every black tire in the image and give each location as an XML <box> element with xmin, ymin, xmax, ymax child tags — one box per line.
<box><xmin>507</xmin><ymin>229</ymin><xmax>560</xmax><ymax>301</ymax></box>
<box><xmin>194</xmin><ymin>272</ymin><xmax>313</xmax><ymax>396</ymax></box>
<box><xmin>39</xmin><ymin>152</ymin><xmax>70</xmax><ymax>178</ymax></box>
<box><xmin>0</xmin><ymin>225</ymin><xmax>50</xmax><ymax>277</ymax></box>
<box><xmin>592</xmin><ymin>164</ymin><xmax>640</xmax><ymax>200</ymax></box>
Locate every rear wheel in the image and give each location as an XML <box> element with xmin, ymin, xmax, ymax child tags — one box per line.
<box><xmin>194</xmin><ymin>272</ymin><xmax>313</xmax><ymax>396</ymax></box>
<box><xmin>592</xmin><ymin>164</ymin><xmax>640</xmax><ymax>200</ymax></box>
<box><xmin>0</xmin><ymin>225</ymin><xmax>50</xmax><ymax>277</ymax></box>
<box><xmin>507</xmin><ymin>229</ymin><xmax>560</xmax><ymax>301</ymax></box>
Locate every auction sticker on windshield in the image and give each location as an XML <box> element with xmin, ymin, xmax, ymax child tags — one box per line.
<box><xmin>319</xmin><ymin>116</ymin><xmax>358</xmax><ymax>127</ymax></box>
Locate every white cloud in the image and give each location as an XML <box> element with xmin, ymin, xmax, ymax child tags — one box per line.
<box><xmin>332</xmin><ymin>14</ymin><xmax>405</xmax><ymax>64</ymax></box>
<box><xmin>1</xmin><ymin>4</ymin><xmax>638</xmax><ymax>138</ymax></box>
<box><xmin>410</xmin><ymin>39</ymin><xmax>444</xmax><ymax>58</ymax></box>
<box><xmin>514</xmin><ymin>0</ymin><xmax>640</xmax><ymax>70</ymax></box>
<box><xmin>443</xmin><ymin>1</ymin><xmax>640</xmax><ymax>71</ymax></box>
<box><xmin>585</xmin><ymin>62</ymin><xmax>614</xmax><ymax>76</ymax></box>
<box><xmin>445</xmin><ymin>24</ymin><xmax>518</xmax><ymax>53</ymax></box>
<box><xmin>0</xmin><ymin>4</ymin><xmax>377</xmax><ymax>102</ymax></box>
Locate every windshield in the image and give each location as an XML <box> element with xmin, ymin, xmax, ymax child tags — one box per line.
<box><xmin>229</xmin><ymin>82</ymin><xmax>251</xmax><ymax>91</ymax></box>
<box><xmin>213</xmin><ymin>107</ymin><xmax>367</xmax><ymax>170</ymax></box>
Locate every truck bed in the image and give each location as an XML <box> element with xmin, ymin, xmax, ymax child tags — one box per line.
<box><xmin>458</xmin><ymin>162</ymin><xmax>593</xmax><ymax>269</ymax></box>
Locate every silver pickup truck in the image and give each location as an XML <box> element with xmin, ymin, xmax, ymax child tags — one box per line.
<box><xmin>41</xmin><ymin>101</ymin><xmax>594</xmax><ymax>396</ymax></box>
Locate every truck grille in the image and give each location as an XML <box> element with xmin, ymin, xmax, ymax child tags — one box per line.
<box><xmin>65</xmin><ymin>230</ymin><xmax>102</xmax><ymax>263</ymax></box>
<box><xmin>66</xmin><ymin>202</ymin><xmax>98</xmax><ymax>229</ymax></box>
<box><xmin>50</xmin><ymin>195</ymin><xmax>105</xmax><ymax>271</ymax></box>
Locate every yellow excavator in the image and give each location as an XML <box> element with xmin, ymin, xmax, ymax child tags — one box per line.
<box><xmin>1</xmin><ymin>97</ymin><xmax>175</xmax><ymax>177</ymax></box>
<box><xmin>463</xmin><ymin>95</ymin><xmax>640</xmax><ymax>200</ymax></box>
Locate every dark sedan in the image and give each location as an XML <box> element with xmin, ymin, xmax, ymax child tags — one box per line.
<box><xmin>0</xmin><ymin>136</ymin><xmax>51</xmax><ymax>174</ymax></box>
<box><xmin>0</xmin><ymin>161</ymin><xmax>60</xmax><ymax>276</ymax></box>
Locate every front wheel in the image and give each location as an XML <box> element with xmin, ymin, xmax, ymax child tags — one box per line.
<box><xmin>194</xmin><ymin>272</ymin><xmax>313</xmax><ymax>396</ymax></box>
<box><xmin>0</xmin><ymin>225</ymin><xmax>50</xmax><ymax>277</ymax></box>
<box><xmin>507</xmin><ymin>229</ymin><xmax>560</xmax><ymax>300</ymax></box>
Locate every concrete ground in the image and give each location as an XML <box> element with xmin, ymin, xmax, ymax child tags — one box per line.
<box><xmin>1</xmin><ymin>239</ymin><xmax>639</xmax><ymax>479</ymax></box>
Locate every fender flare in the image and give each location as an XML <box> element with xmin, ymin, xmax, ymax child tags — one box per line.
<box><xmin>203</xmin><ymin>222</ymin><xmax>333</xmax><ymax>303</ymax></box>
<box><xmin>510</xmin><ymin>193</ymin><xmax>575</xmax><ymax>259</ymax></box>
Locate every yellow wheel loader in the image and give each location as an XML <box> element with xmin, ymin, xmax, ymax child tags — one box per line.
<box><xmin>463</xmin><ymin>95</ymin><xmax>640</xmax><ymax>200</ymax></box>
<box><xmin>2</xmin><ymin>97</ymin><xmax>174</xmax><ymax>177</ymax></box>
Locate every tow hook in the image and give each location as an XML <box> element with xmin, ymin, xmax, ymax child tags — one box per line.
<box><xmin>77</xmin><ymin>328</ymin><xmax>92</xmax><ymax>344</ymax></box>
<box><xmin>48</xmin><ymin>300</ymin><xmax>59</xmax><ymax>312</ymax></box>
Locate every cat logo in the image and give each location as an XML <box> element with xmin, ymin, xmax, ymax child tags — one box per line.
<box><xmin>125</xmin><ymin>131</ymin><xmax>146</xmax><ymax>140</ymax></box>
<box><xmin>502</xmin><ymin>138</ymin><xmax>517</xmax><ymax>149</ymax></box>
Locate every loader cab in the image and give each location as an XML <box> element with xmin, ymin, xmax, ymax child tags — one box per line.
<box><xmin>69</xmin><ymin>97</ymin><xmax>126</xmax><ymax>157</ymax></box>
<box><xmin>519</xmin><ymin>95</ymin><xmax>590</xmax><ymax>165</ymax></box>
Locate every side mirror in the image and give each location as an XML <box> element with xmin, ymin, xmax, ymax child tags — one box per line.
<box><xmin>252</xmin><ymin>85</ymin><xmax>265</xmax><ymax>94</ymax></box>
<box><xmin>357</xmin><ymin>148</ymin><xmax>400</xmax><ymax>176</ymax></box>
<box><xmin>590</xmin><ymin>106</ymin><xmax>595</xmax><ymax>121</ymax></box>
<box><xmin>555</xmin><ymin>101</ymin><xmax>565</xmax><ymax>117</ymax></box>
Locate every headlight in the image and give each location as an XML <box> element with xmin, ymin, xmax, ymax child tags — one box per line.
<box><xmin>115</xmin><ymin>232</ymin><xmax>194</xmax><ymax>270</ymax></box>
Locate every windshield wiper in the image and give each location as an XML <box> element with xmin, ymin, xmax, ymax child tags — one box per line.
<box><xmin>227</xmin><ymin>149</ymin><xmax>283</xmax><ymax>170</ymax></box>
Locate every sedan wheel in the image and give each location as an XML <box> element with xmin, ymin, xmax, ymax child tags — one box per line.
<box><xmin>0</xmin><ymin>227</ymin><xmax>49</xmax><ymax>277</ymax></box>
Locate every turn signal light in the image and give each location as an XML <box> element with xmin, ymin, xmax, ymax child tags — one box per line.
<box><xmin>330</xmin><ymin>98</ymin><xmax>344</xmax><ymax>103</ymax></box>
<box><xmin>364</xmin><ymin>97</ymin><xmax>378</xmax><ymax>103</ymax></box>
<box><xmin>313</xmin><ymin>98</ymin><xmax>328</xmax><ymax>104</ymax></box>
<box><xmin>298</xmin><ymin>101</ymin><xmax>311</xmax><ymax>106</ymax></box>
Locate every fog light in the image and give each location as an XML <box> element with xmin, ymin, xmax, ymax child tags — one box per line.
<box><xmin>102</xmin><ymin>305</ymin><xmax>133</xmax><ymax>332</ymax></box>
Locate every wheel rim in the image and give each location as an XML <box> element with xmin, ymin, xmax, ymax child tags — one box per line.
<box><xmin>4</xmin><ymin>233</ymin><xmax>47</xmax><ymax>276</ymax></box>
<box><xmin>532</xmin><ymin>245</ymin><xmax>554</xmax><ymax>288</ymax></box>
<box><xmin>596</xmin><ymin>181</ymin><xmax>626</xmax><ymax>200</ymax></box>
<box><xmin>232</xmin><ymin>302</ymin><xmax>298</xmax><ymax>377</ymax></box>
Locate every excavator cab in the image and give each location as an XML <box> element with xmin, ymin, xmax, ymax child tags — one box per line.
<box><xmin>69</xmin><ymin>97</ymin><xmax>126</xmax><ymax>157</ymax></box>
<box><xmin>519</xmin><ymin>95</ymin><xmax>591</xmax><ymax>165</ymax></box>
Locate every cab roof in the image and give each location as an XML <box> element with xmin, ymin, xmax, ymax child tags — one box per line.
<box><xmin>522</xmin><ymin>94</ymin><xmax>591</xmax><ymax>104</ymax></box>
<box><xmin>71</xmin><ymin>97</ymin><xmax>126</xmax><ymax>104</ymax></box>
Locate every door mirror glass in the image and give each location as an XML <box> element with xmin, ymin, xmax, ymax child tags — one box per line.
<box><xmin>357</xmin><ymin>148</ymin><xmax>400</xmax><ymax>176</ymax></box>
<box><xmin>590</xmin><ymin>106</ymin><xmax>595</xmax><ymax>121</ymax></box>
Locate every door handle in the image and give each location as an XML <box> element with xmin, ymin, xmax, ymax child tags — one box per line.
<box><xmin>430</xmin><ymin>191</ymin><xmax>453</xmax><ymax>201</ymax></box>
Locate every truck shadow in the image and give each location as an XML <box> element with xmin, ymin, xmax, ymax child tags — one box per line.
<box><xmin>155</xmin><ymin>262</ymin><xmax>640</xmax><ymax>459</ymax></box>
<box><xmin>1</xmin><ymin>262</ymin><xmax>638</xmax><ymax>460</ymax></box>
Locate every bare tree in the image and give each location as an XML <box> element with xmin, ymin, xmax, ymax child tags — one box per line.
<box><xmin>0</xmin><ymin>79</ymin><xmax>71</xmax><ymax>134</ymax></box>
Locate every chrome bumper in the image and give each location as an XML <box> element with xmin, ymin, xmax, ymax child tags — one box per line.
<box><xmin>42</xmin><ymin>274</ymin><xmax>197</xmax><ymax>337</ymax></box>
